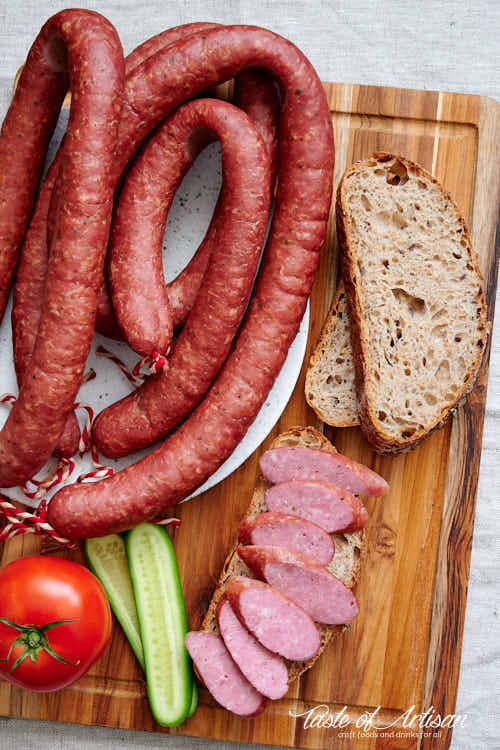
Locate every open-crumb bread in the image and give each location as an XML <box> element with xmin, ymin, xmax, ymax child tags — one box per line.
<box><xmin>201</xmin><ymin>426</ymin><xmax>365</xmax><ymax>685</ymax></box>
<box><xmin>305</xmin><ymin>282</ymin><xmax>359</xmax><ymax>427</ymax></box>
<box><xmin>337</xmin><ymin>153</ymin><xmax>488</xmax><ymax>454</ymax></box>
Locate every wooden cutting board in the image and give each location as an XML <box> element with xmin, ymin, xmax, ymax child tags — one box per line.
<box><xmin>0</xmin><ymin>81</ymin><xmax>499</xmax><ymax>750</ymax></box>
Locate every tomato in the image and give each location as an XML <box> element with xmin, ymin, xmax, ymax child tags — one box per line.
<box><xmin>0</xmin><ymin>555</ymin><xmax>112</xmax><ymax>692</ymax></box>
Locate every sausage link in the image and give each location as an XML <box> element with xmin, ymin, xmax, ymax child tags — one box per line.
<box><xmin>11</xmin><ymin>25</ymin><xmax>279</xmax><ymax>458</ymax></box>
<box><xmin>11</xmin><ymin>157</ymin><xmax>80</xmax><ymax>458</ymax></box>
<box><xmin>48</xmin><ymin>25</ymin><xmax>333</xmax><ymax>538</ymax></box>
<box><xmin>95</xmin><ymin>22</ymin><xmax>224</xmax><ymax>338</ymax></box>
<box><xmin>0</xmin><ymin>10</ymin><xmax>124</xmax><ymax>486</ymax></box>
<box><xmin>167</xmin><ymin>69</ymin><xmax>279</xmax><ymax>330</ymax></box>
<box><xmin>93</xmin><ymin>98</ymin><xmax>271</xmax><ymax>456</ymax></box>
<box><xmin>10</xmin><ymin>24</ymin><xmax>222</xmax><ymax>453</ymax></box>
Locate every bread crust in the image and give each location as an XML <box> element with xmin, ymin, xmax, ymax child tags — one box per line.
<box><xmin>337</xmin><ymin>152</ymin><xmax>489</xmax><ymax>454</ymax></box>
<box><xmin>305</xmin><ymin>283</ymin><xmax>360</xmax><ymax>428</ymax></box>
<box><xmin>201</xmin><ymin>426</ymin><xmax>365</xmax><ymax>685</ymax></box>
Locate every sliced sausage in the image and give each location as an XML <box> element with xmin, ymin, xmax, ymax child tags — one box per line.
<box><xmin>265</xmin><ymin>480</ymin><xmax>368</xmax><ymax>533</ymax></box>
<box><xmin>48</xmin><ymin>25</ymin><xmax>333</xmax><ymax>538</ymax></box>
<box><xmin>238</xmin><ymin>512</ymin><xmax>334</xmax><ymax>565</ymax></box>
<box><xmin>216</xmin><ymin>595</ymin><xmax>288</xmax><ymax>700</ymax></box>
<box><xmin>238</xmin><ymin>546</ymin><xmax>359</xmax><ymax>625</ymax></box>
<box><xmin>225</xmin><ymin>576</ymin><xmax>320</xmax><ymax>661</ymax></box>
<box><xmin>260</xmin><ymin>447</ymin><xmax>388</xmax><ymax>496</ymax></box>
<box><xmin>184</xmin><ymin>631</ymin><xmax>266</xmax><ymax>717</ymax></box>
<box><xmin>0</xmin><ymin>10</ymin><xmax>124</xmax><ymax>486</ymax></box>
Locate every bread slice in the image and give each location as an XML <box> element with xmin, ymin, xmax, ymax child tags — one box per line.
<box><xmin>337</xmin><ymin>152</ymin><xmax>488</xmax><ymax>453</ymax></box>
<box><xmin>305</xmin><ymin>283</ymin><xmax>359</xmax><ymax>427</ymax></box>
<box><xmin>201</xmin><ymin>426</ymin><xmax>365</xmax><ymax>685</ymax></box>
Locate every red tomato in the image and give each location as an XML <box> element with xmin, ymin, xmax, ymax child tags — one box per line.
<box><xmin>0</xmin><ymin>555</ymin><xmax>112</xmax><ymax>692</ymax></box>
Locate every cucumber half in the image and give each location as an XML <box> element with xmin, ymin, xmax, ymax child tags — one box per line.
<box><xmin>188</xmin><ymin>680</ymin><xmax>198</xmax><ymax>718</ymax></box>
<box><xmin>84</xmin><ymin>534</ymin><xmax>145</xmax><ymax>670</ymax></box>
<box><xmin>127</xmin><ymin>523</ymin><xmax>193</xmax><ymax>727</ymax></box>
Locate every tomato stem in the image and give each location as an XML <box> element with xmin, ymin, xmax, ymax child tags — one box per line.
<box><xmin>0</xmin><ymin>616</ymin><xmax>79</xmax><ymax>672</ymax></box>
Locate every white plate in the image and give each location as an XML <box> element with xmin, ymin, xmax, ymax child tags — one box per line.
<box><xmin>0</xmin><ymin>122</ymin><xmax>309</xmax><ymax>509</ymax></box>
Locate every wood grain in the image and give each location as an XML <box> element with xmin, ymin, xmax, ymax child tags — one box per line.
<box><xmin>0</xmin><ymin>82</ymin><xmax>498</xmax><ymax>750</ymax></box>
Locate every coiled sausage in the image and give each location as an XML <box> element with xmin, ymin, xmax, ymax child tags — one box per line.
<box><xmin>0</xmin><ymin>10</ymin><xmax>124</xmax><ymax>486</ymax></box>
<box><xmin>48</xmin><ymin>25</ymin><xmax>334</xmax><ymax>538</ymax></box>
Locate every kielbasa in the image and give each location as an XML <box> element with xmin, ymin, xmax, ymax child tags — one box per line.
<box><xmin>238</xmin><ymin>546</ymin><xmax>359</xmax><ymax>625</ymax></box>
<box><xmin>185</xmin><ymin>631</ymin><xmax>266</xmax><ymax>717</ymax></box>
<box><xmin>260</xmin><ymin>446</ymin><xmax>389</xmax><ymax>496</ymax></box>
<box><xmin>238</xmin><ymin>512</ymin><xmax>334</xmax><ymax>565</ymax></box>
<box><xmin>265</xmin><ymin>480</ymin><xmax>369</xmax><ymax>533</ymax></box>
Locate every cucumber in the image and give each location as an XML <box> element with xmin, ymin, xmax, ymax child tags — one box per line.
<box><xmin>126</xmin><ymin>523</ymin><xmax>192</xmax><ymax>727</ymax></box>
<box><xmin>84</xmin><ymin>535</ymin><xmax>145</xmax><ymax>670</ymax></box>
<box><xmin>188</xmin><ymin>680</ymin><xmax>198</xmax><ymax>718</ymax></box>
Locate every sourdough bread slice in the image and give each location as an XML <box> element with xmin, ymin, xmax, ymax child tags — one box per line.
<box><xmin>305</xmin><ymin>283</ymin><xmax>359</xmax><ymax>427</ymax></box>
<box><xmin>337</xmin><ymin>153</ymin><xmax>488</xmax><ymax>453</ymax></box>
<box><xmin>201</xmin><ymin>426</ymin><xmax>365</xmax><ymax>685</ymax></box>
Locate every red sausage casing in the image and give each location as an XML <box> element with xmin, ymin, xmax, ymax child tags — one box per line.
<box><xmin>48</xmin><ymin>25</ymin><xmax>334</xmax><ymax>539</ymax></box>
<box><xmin>93</xmin><ymin>97</ymin><xmax>271</xmax><ymax>456</ymax></box>
<box><xmin>0</xmin><ymin>10</ymin><xmax>124</xmax><ymax>486</ymax></box>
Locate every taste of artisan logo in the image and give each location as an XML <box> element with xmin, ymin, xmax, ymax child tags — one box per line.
<box><xmin>290</xmin><ymin>703</ymin><xmax>468</xmax><ymax>739</ymax></box>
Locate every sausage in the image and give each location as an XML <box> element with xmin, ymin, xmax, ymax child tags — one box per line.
<box><xmin>233</xmin><ymin>70</ymin><xmax>279</xmax><ymax>182</ymax></box>
<box><xmin>238</xmin><ymin>546</ymin><xmax>359</xmax><ymax>625</ymax></box>
<box><xmin>92</xmin><ymin>98</ymin><xmax>271</xmax><ymax>455</ymax></box>
<box><xmin>109</xmin><ymin>97</ymin><xmax>270</xmax><ymax>356</ymax></box>
<box><xmin>0</xmin><ymin>10</ymin><xmax>124</xmax><ymax>486</ymax></box>
<box><xmin>11</xmin><ymin>157</ymin><xmax>80</xmax><ymax>459</ymax></box>
<box><xmin>0</xmin><ymin>22</ymin><xmax>66</xmax><ymax>322</ymax></box>
<box><xmin>238</xmin><ymin>512</ymin><xmax>334</xmax><ymax>565</ymax></box>
<box><xmin>265</xmin><ymin>480</ymin><xmax>369</xmax><ymax>533</ymax></box>
<box><xmin>96</xmin><ymin>22</ymin><xmax>224</xmax><ymax>338</ymax></box>
<box><xmin>167</xmin><ymin>70</ymin><xmax>279</xmax><ymax>330</ymax></box>
<box><xmin>216</xmin><ymin>595</ymin><xmax>289</xmax><ymax>700</ymax></box>
<box><xmin>12</xmin><ymin>26</ymin><xmax>279</xmax><ymax>457</ymax></box>
<box><xmin>225</xmin><ymin>576</ymin><xmax>320</xmax><ymax>661</ymax></box>
<box><xmin>9</xmin><ymin>23</ymin><xmax>226</xmax><ymax>453</ymax></box>
<box><xmin>260</xmin><ymin>447</ymin><xmax>389</xmax><ymax>496</ymax></box>
<box><xmin>47</xmin><ymin>24</ymin><xmax>334</xmax><ymax>538</ymax></box>
<box><xmin>121</xmin><ymin>26</ymin><xmax>280</xmax><ymax>333</ymax></box>
<box><xmin>184</xmin><ymin>631</ymin><xmax>266</xmax><ymax>717</ymax></box>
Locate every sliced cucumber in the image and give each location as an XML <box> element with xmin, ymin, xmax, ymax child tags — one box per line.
<box><xmin>84</xmin><ymin>535</ymin><xmax>145</xmax><ymax>670</ymax></box>
<box><xmin>126</xmin><ymin>523</ymin><xmax>192</xmax><ymax>727</ymax></box>
<box><xmin>187</xmin><ymin>680</ymin><xmax>198</xmax><ymax>718</ymax></box>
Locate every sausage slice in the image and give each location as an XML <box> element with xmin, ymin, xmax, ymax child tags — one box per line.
<box><xmin>238</xmin><ymin>512</ymin><xmax>334</xmax><ymax>565</ymax></box>
<box><xmin>185</xmin><ymin>631</ymin><xmax>266</xmax><ymax>717</ymax></box>
<box><xmin>225</xmin><ymin>576</ymin><xmax>320</xmax><ymax>661</ymax></box>
<box><xmin>265</xmin><ymin>480</ymin><xmax>368</xmax><ymax>533</ymax></box>
<box><xmin>216</xmin><ymin>595</ymin><xmax>288</xmax><ymax>700</ymax></box>
<box><xmin>260</xmin><ymin>447</ymin><xmax>388</xmax><ymax>496</ymax></box>
<box><xmin>238</xmin><ymin>546</ymin><xmax>359</xmax><ymax>625</ymax></box>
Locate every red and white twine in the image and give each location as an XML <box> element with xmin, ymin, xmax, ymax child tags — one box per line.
<box><xmin>0</xmin><ymin>495</ymin><xmax>181</xmax><ymax>549</ymax></box>
<box><xmin>0</xmin><ymin>497</ymin><xmax>76</xmax><ymax>547</ymax></box>
<box><xmin>96</xmin><ymin>345</ymin><xmax>168</xmax><ymax>385</ymax></box>
<box><xmin>0</xmin><ymin>366</ymin><xmax>180</xmax><ymax>547</ymax></box>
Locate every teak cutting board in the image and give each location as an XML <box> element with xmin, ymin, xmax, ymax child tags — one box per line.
<box><xmin>0</xmin><ymin>81</ymin><xmax>499</xmax><ymax>750</ymax></box>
